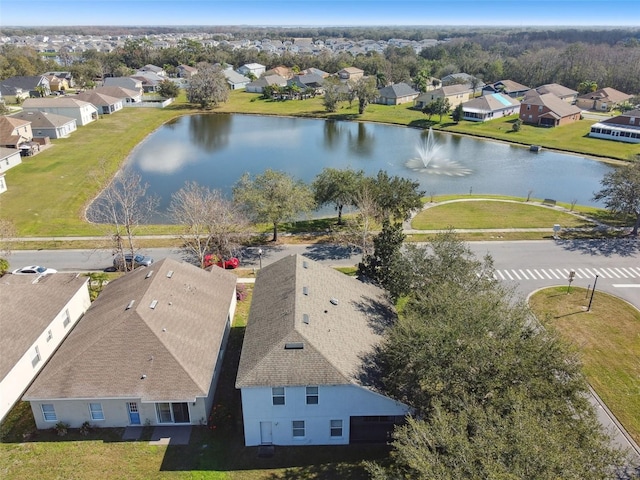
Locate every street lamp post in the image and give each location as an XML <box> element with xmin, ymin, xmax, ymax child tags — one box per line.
<box><xmin>587</xmin><ymin>275</ymin><xmax>599</xmax><ymax>311</ymax></box>
<box><xmin>258</xmin><ymin>248</ymin><xmax>263</xmax><ymax>269</ymax></box>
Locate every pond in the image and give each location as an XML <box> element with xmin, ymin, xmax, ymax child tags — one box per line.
<box><xmin>117</xmin><ymin>114</ymin><xmax>614</xmax><ymax>223</ymax></box>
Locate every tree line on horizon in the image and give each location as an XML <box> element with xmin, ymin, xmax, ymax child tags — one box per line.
<box><xmin>2</xmin><ymin>26</ymin><xmax>640</xmax><ymax>96</ymax></box>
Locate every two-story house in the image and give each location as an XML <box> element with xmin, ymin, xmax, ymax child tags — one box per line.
<box><xmin>236</xmin><ymin>255</ymin><xmax>409</xmax><ymax>446</ymax></box>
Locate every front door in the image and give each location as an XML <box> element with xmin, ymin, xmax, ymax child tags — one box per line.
<box><xmin>128</xmin><ymin>402</ymin><xmax>141</xmax><ymax>425</ymax></box>
<box><xmin>260</xmin><ymin>421</ymin><xmax>273</xmax><ymax>444</ymax></box>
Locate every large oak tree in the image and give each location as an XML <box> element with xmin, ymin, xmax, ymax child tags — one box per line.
<box><xmin>233</xmin><ymin>169</ymin><xmax>315</xmax><ymax>242</ymax></box>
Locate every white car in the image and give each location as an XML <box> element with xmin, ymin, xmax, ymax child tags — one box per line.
<box><xmin>12</xmin><ymin>265</ymin><xmax>58</xmax><ymax>275</ymax></box>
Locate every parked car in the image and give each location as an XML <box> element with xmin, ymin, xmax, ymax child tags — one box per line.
<box><xmin>113</xmin><ymin>253</ymin><xmax>154</xmax><ymax>271</ymax></box>
<box><xmin>203</xmin><ymin>254</ymin><xmax>240</xmax><ymax>269</ymax></box>
<box><xmin>12</xmin><ymin>265</ymin><xmax>57</xmax><ymax>275</ymax></box>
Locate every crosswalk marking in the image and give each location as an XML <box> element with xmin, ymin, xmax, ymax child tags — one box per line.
<box><xmin>494</xmin><ymin>266</ymin><xmax>640</xmax><ymax>282</ymax></box>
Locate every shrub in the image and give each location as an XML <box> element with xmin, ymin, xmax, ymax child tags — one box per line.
<box><xmin>79</xmin><ymin>421</ymin><xmax>92</xmax><ymax>436</ymax></box>
<box><xmin>0</xmin><ymin>258</ymin><xmax>9</xmax><ymax>275</ymax></box>
<box><xmin>236</xmin><ymin>283</ymin><xmax>247</xmax><ymax>301</ymax></box>
<box><xmin>54</xmin><ymin>422</ymin><xmax>69</xmax><ymax>436</ymax></box>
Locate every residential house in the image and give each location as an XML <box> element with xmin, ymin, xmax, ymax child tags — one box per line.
<box><xmin>177</xmin><ymin>64</ymin><xmax>198</xmax><ymax>78</ymax></box>
<box><xmin>138</xmin><ymin>64</ymin><xmax>166</xmax><ymax>77</ymax></box>
<box><xmin>22</xmin><ymin>97</ymin><xmax>99</xmax><ymax>126</ymax></box>
<box><xmin>44</xmin><ymin>74</ymin><xmax>70</xmax><ymax>92</ymax></box>
<box><xmin>0</xmin><ymin>115</ymin><xmax>33</xmax><ymax>149</ymax></box>
<box><xmin>462</xmin><ymin>93</ymin><xmax>521</xmax><ymax>122</ymax></box>
<box><xmin>264</xmin><ymin>65</ymin><xmax>294</xmax><ymax>79</ymax></box>
<box><xmin>103</xmin><ymin>77</ymin><xmax>144</xmax><ymax>94</ymax></box>
<box><xmin>575</xmin><ymin>87</ymin><xmax>632</xmax><ymax>112</ymax></box>
<box><xmin>245</xmin><ymin>75</ymin><xmax>288</xmax><ymax>94</ymax></box>
<box><xmin>288</xmin><ymin>73</ymin><xmax>325</xmax><ymax>94</ymax></box>
<box><xmin>75</xmin><ymin>91</ymin><xmax>124</xmax><ymax>114</ymax></box>
<box><xmin>336</xmin><ymin>67</ymin><xmax>364</xmax><ymax>82</ymax></box>
<box><xmin>414</xmin><ymin>84</ymin><xmax>472</xmax><ymax>109</ymax></box>
<box><xmin>24</xmin><ymin>258</ymin><xmax>237</xmax><ymax>429</ymax></box>
<box><xmin>131</xmin><ymin>71</ymin><xmax>164</xmax><ymax>92</ymax></box>
<box><xmin>301</xmin><ymin>67</ymin><xmax>330</xmax><ymax>78</ymax></box>
<box><xmin>10</xmin><ymin>110</ymin><xmax>77</xmax><ymax>139</ymax></box>
<box><xmin>44</xmin><ymin>71</ymin><xmax>74</xmax><ymax>91</ymax></box>
<box><xmin>0</xmin><ymin>172</ymin><xmax>6</xmax><ymax>194</ymax></box>
<box><xmin>0</xmin><ymin>273</ymin><xmax>90</xmax><ymax>422</ymax></box>
<box><xmin>376</xmin><ymin>82</ymin><xmax>419</xmax><ymax>105</ymax></box>
<box><xmin>535</xmin><ymin>83</ymin><xmax>578</xmax><ymax>104</ymax></box>
<box><xmin>93</xmin><ymin>86</ymin><xmax>143</xmax><ymax>105</ymax></box>
<box><xmin>519</xmin><ymin>91</ymin><xmax>582</xmax><ymax>127</ymax></box>
<box><xmin>0</xmin><ymin>146</ymin><xmax>22</xmax><ymax>175</ymax></box>
<box><xmin>589</xmin><ymin>109</ymin><xmax>640</xmax><ymax>144</ymax></box>
<box><xmin>482</xmin><ymin>80</ymin><xmax>530</xmax><ymax>98</ymax></box>
<box><xmin>236</xmin><ymin>255</ymin><xmax>409</xmax><ymax>446</ymax></box>
<box><xmin>441</xmin><ymin>73</ymin><xmax>485</xmax><ymax>93</ymax></box>
<box><xmin>237</xmin><ymin>63</ymin><xmax>266</xmax><ymax>78</ymax></box>
<box><xmin>223</xmin><ymin>70</ymin><xmax>251</xmax><ymax>90</ymax></box>
<box><xmin>0</xmin><ymin>75</ymin><xmax>50</xmax><ymax>101</ymax></box>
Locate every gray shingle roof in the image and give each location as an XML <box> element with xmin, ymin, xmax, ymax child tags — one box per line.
<box><xmin>236</xmin><ymin>255</ymin><xmax>395</xmax><ymax>389</ymax></box>
<box><xmin>378</xmin><ymin>82</ymin><xmax>419</xmax><ymax>98</ymax></box>
<box><xmin>24</xmin><ymin>258</ymin><xmax>236</xmax><ymax>402</ymax></box>
<box><xmin>10</xmin><ymin>110</ymin><xmax>76</xmax><ymax>129</ymax></box>
<box><xmin>0</xmin><ymin>273</ymin><xmax>89</xmax><ymax>380</ymax></box>
<box><xmin>463</xmin><ymin>93</ymin><xmax>520</xmax><ymax>112</ymax></box>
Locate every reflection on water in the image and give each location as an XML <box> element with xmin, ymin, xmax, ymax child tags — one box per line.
<box><xmin>94</xmin><ymin>114</ymin><xmax>613</xmax><ymax>223</ymax></box>
<box><xmin>188</xmin><ymin>113</ymin><xmax>232</xmax><ymax>152</ymax></box>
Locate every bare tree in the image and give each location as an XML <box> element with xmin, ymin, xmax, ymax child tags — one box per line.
<box><xmin>89</xmin><ymin>169</ymin><xmax>158</xmax><ymax>271</ymax></box>
<box><xmin>169</xmin><ymin>181</ymin><xmax>248</xmax><ymax>268</ymax></box>
<box><xmin>335</xmin><ymin>181</ymin><xmax>380</xmax><ymax>256</ymax></box>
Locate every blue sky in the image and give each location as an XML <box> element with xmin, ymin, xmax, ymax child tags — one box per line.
<box><xmin>1</xmin><ymin>0</ymin><xmax>638</xmax><ymax>27</ymax></box>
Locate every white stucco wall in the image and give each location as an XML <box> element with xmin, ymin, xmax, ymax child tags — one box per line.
<box><xmin>239</xmin><ymin>384</ymin><xmax>409</xmax><ymax>446</ymax></box>
<box><xmin>29</xmin><ymin>397</ymin><xmax>209</xmax><ymax>430</ymax></box>
<box><xmin>0</xmin><ymin>281</ymin><xmax>90</xmax><ymax>422</ymax></box>
<box><xmin>0</xmin><ymin>150</ymin><xmax>22</xmax><ymax>174</ymax></box>
<box><xmin>23</xmin><ymin>105</ymin><xmax>97</xmax><ymax>126</ymax></box>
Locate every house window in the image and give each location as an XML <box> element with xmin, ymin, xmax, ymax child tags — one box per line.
<box><xmin>292</xmin><ymin>420</ymin><xmax>305</xmax><ymax>437</ymax></box>
<box><xmin>306</xmin><ymin>386</ymin><xmax>318</xmax><ymax>405</ymax></box>
<box><xmin>46</xmin><ymin>330</ymin><xmax>53</xmax><ymax>342</ymax></box>
<box><xmin>272</xmin><ymin>387</ymin><xmax>285</xmax><ymax>405</ymax></box>
<box><xmin>31</xmin><ymin>346</ymin><xmax>41</xmax><ymax>368</ymax></box>
<box><xmin>330</xmin><ymin>419</ymin><xmax>343</xmax><ymax>437</ymax></box>
<box><xmin>63</xmin><ymin>309</ymin><xmax>71</xmax><ymax>327</ymax></box>
<box><xmin>89</xmin><ymin>403</ymin><xmax>105</xmax><ymax>421</ymax></box>
<box><xmin>155</xmin><ymin>402</ymin><xmax>190</xmax><ymax>423</ymax></box>
<box><xmin>41</xmin><ymin>404</ymin><xmax>57</xmax><ymax>422</ymax></box>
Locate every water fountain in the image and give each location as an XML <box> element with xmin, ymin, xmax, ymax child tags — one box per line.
<box><xmin>405</xmin><ymin>127</ymin><xmax>472</xmax><ymax>176</ymax></box>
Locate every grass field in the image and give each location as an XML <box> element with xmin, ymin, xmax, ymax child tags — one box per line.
<box><xmin>410</xmin><ymin>199</ymin><xmax>594</xmax><ymax>230</ymax></box>
<box><xmin>528</xmin><ymin>287</ymin><xmax>640</xmax><ymax>446</ymax></box>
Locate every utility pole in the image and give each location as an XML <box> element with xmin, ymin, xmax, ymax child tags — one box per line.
<box><xmin>587</xmin><ymin>275</ymin><xmax>599</xmax><ymax>311</ymax></box>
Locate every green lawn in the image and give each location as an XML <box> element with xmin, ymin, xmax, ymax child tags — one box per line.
<box><xmin>528</xmin><ymin>287</ymin><xmax>640</xmax><ymax>446</ymax></box>
<box><xmin>410</xmin><ymin>199</ymin><xmax>595</xmax><ymax>230</ymax></box>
